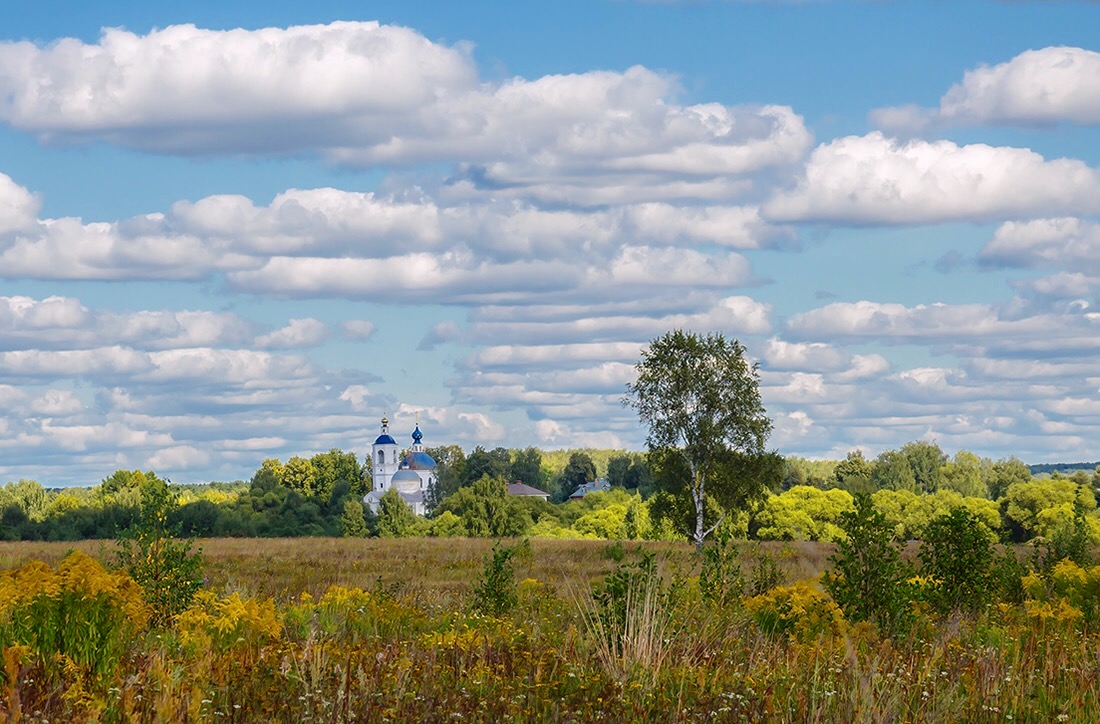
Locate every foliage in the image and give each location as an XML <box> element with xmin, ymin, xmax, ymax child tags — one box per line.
<box><xmin>340</xmin><ymin>499</ymin><xmax>369</xmax><ymax>538</ymax></box>
<box><xmin>918</xmin><ymin>508</ymin><xmax>996</xmax><ymax>615</ymax></box>
<box><xmin>870</xmin><ymin>449</ymin><xmax>917</xmax><ymax>492</ymax></box>
<box><xmin>871</xmin><ymin>488</ymin><xmax>1000</xmax><ymax>541</ymax></box>
<box><xmin>940</xmin><ymin>450</ymin><xmax>987</xmax><ymax>498</ymax></box>
<box><xmin>698</xmin><ymin>539</ymin><xmax>745</xmax><ymax>606</ymax></box>
<box><xmin>436</xmin><ymin>476</ymin><xmax>544</xmax><ymax>537</ymax></box>
<box><xmin>114</xmin><ymin>474</ymin><xmax>204</xmax><ymax>627</ymax></box>
<box><xmin>626</xmin><ymin>330</ymin><xmax>773</xmax><ymax>550</ymax></box>
<box><xmin>556</xmin><ymin>451</ymin><xmax>597</xmax><ymax>501</ymax></box>
<box><xmin>833</xmin><ymin>450</ymin><xmax>872</xmax><ymax>494</ymax></box>
<box><xmin>901</xmin><ymin>441</ymin><xmax>947</xmax><ymax>493</ymax></box>
<box><xmin>471</xmin><ymin>539</ymin><xmax>529</xmax><ymax>616</ymax></box>
<box><xmin>508</xmin><ymin>447</ymin><xmax>547</xmax><ymax>490</ymax></box>
<box><xmin>754</xmin><ymin>486</ymin><xmax>854</xmax><ymax>542</ymax></box>
<box><xmin>1003</xmin><ymin>477</ymin><xmax>1098</xmax><ymax>542</ymax></box>
<box><xmin>375</xmin><ymin>488</ymin><xmax>418</xmax><ymax>538</ymax></box>
<box><xmin>744</xmin><ymin>580</ymin><xmax>847</xmax><ymax>642</ymax></box>
<box><xmin>4</xmin><ymin>537</ymin><xmax>1100</xmax><ymax>720</ymax></box>
<box><xmin>823</xmin><ymin>494</ymin><xmax>913</xmax><ymax>636</ymax></box>
<box><xmin>0</xmin><ymin>552</ymin><xmax>148</xmax><ymax>695</ymax></box>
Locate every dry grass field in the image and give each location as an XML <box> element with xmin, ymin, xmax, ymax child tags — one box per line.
<box><xmin>0</xmin><ymin>537</ymin><xmax>834</xmax><ymax>601</ymax></box>
<box><xmin>3</xmin><ymin>536</ymin><xmax>1098</xmax><ymax>721</ymax></box>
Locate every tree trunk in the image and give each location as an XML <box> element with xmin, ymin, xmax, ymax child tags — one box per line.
<box><xmin>693</xmin><ymin>470</ymin><xmax>706</xmax><ymax>552</ymax></box>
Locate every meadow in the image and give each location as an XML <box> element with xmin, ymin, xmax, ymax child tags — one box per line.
<box><xmin>2</xmin><ymin>530</ymin><xmax>1100</xmax><ymax>721</ymax></box>
<box><xmin>2</xmin><ymin>534</ymin><xmax>1100</xmax><ymax>722</ymax></box>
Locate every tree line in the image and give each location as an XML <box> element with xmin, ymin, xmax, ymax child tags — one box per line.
<box><xmin>2</xmin><ymin>440</ymin><xmax>1096</xmax><ymax>545</ymax></box>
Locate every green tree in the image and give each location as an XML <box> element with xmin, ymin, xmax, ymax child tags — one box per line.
<box><xmin>919</xmin><ymin>508</ymin><xmax>996</xmax><ymax>615</ymax></box>
<box><xmin>901</xmin><ymin>441</ymin><xmax>947</xmax><ymax>493</ymax></box>
<box><xmin>558</xmin><ymin>451</ymin><xmax>597</xmax><ymax>501</ymax></box>
<box><xmin>376</xmin><ymin>488</ymin><xmax>417</xmax><ymax>538</ymax></box>
<box><xmin>3</xmin><ymin>479</ymin><xmax>48</xmax><ymax>522</ymax></box>
<box><xmin>754</xmin><ymin>486</ymin><xmax>854</xmax><ymax>542</ymax></box>
<box><xmin>282</xmin><ymin>456</ymin><xmax>316</xmax><ymax>496</ymax></box>
<box><xmin>606</xmin><ymin>454</ymin><xmax>632</xmax><ymax>488</ymax></box>
<box><xmin>462</xmin><ymin>446</ymin><xmax>511</xmax><ymax>487</ymax></box>
<box><xmin>984</xmin><ymin>457</ymin><xmax>1031</xmax><ymax>500</ymax></box>
<box><xmin>509</xmin><ymin>447</ymin><xmax>547</xmax><ymax>490</ymax></box>
<box><xmin>824</xmin><ymin>494</ymin><xmax>913</xmax><ymax>636</ymax></box>
<box><xmin>340</xmin><ymin>499</ymin><xmax>369</xmax><ymax>537</ymax></box>
<box><xmin>625</xmin><ymin>330</ymin><xmax>774</xmax><ymax>551</ymax></box>
<box><xmin>114</xmin><ymin>474</ymin><xmax>204</xmax><ymax>626</ymax></box>
<box><xmin>436</xmin><ymin>476</ymin><xmax>534</xmax><ymax>537</ymax></box>
<box><xmin>940</xmin><ymin>450</ymin><xmax>986</xmax><ymax>498</ymax></box>
<box><xmin>424</xmin><ymin>444</ymin><xmax>467</xmax><ymax>510</ymax></box>
<box><xmin>311</xmin><ymin>448</ymin><xmax>362</xmax><ymax>499</ymax></box>
<box><xmin>1003</xmin><ymin>477</ymin><xmax>1096</xmax><ymax>542</ymax></box>
<box><xmin>834</xmin><ymin>450</ymin><xmax>872</xmax><ymax>493</ymax></box>
<box><xmin>871</xmin><ymin>450</ymin><xmax>917</xmax><ymax>492</ymax></box>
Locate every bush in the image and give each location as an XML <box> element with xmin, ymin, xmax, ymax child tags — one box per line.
<box><xmin>918</xmin><ymin>507</ymin><xmax>996</xmax><ymax>615</ymax></box>
<box><xmin>744</xmin><ymin>580</ymin><xmax>847</xmax><ymax>642</ymax></box>
<box><xmin>114</xmin><ymin>475</ymin><xmax>204</xmax><ymax>627</ymax></box>
<box><xmin>823</xmin><ymin>493</ymin><xmax>913</xmax><ymax>636</ymax></box>
<box><xmin>0</xmin><ymin>552</ymin><xmax>148</xmax><ymax>693</ymax></box>
<box><xmin>471</xmin><ymin>539</ymin><xmax>529</xmax><ymax>616</ymax></box>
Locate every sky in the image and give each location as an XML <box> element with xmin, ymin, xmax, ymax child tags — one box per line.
<box><xmin>2</xmin><ymin>0</ymin><xmax>1100</xmax><ymax>486</ymax></box>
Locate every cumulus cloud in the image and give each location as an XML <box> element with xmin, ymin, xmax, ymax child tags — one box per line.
<box><xmin>255</xmin><ymin>318</ymin><xmax>328</xmax><ymax>349</ymax></box>
<box><xmin>982</xmin><ymin>217</ymin><xmax>1100</xmax><ymax>273</ymax></box>
<box><xmin>872</xmin><ymin>46</ymin><xmax>1100</xmax><ymax>132</ymax></box>
<box><xmin>0</xmin><ymin>172</ymin><xmax>40</xmax><ymax>235</ymax></box>
<box><xmin>0</xmin><ymin>23</ymin><xmax>810</xmax><ymax>204</ymax></box>
<box><xmin>764</xmin><ymin>133</ymin><xmax>1100</xmax><ymax>225</ymax></box>
<box><xmin>418</xmin><ymin>320</ymin><xmax>463</xmax><ymax>350</ymax></box>
<box><xmin>0</xmin><ymin>295</ymin><xmax>254</xmax><ymax>351</ymax></box>
<box><xmin>0</xmin><ymin>22</ymin><xmax>476</xmax><ymax>152</ymax></box>
<box><xmin>340</xmin><ymin>320</ymin><xmax>377</xmax><ymax>341</ymax></box>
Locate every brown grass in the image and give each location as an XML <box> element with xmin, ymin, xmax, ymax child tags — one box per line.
<box><xmin>0</xmin><ymin>537</ymin><xmax>830</xmax><ymax>603</ymax></box>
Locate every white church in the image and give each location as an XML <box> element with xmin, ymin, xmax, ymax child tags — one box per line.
<box><xmin>363</xmin><ymin>415</ymin><xmax>437</xmax><ymax>516</ymax></box>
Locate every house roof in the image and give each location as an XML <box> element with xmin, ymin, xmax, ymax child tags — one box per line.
<box><xmin>569</xmin><ymin>478</ymin><xmax>612</xmax><ymax>498</ymax></box>
<box><xmin>507</xmin><ymin>482</ymin><xmax>550</xmax><ymax>498</ymax></box>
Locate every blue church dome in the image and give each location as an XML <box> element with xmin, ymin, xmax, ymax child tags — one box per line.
<box><xmin>374</xmin><ymin>434</ymin><xmax>397</xmax><ymax>445</ymax></box>
<box><xmin>403</xmin><ymin>451</ymin><xmax>437</xmax><ymax>470</ymax></box>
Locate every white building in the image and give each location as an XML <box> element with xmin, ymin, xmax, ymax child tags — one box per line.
<box><xmin>363</xmin><ymin>415</ymin><xmax>437</xmax><ymax>517</ymax></box>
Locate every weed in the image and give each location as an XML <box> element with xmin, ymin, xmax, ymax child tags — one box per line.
<box><xmin>471</xmin><ymin>539</ymin><xmax>529</xmax><ymax>616</ymax></box>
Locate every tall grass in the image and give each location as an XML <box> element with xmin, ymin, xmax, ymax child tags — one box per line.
<box><xmin>0</xmin><ymin>538</ymin><xmax>1098</xmax><ymax>721</ymax></box>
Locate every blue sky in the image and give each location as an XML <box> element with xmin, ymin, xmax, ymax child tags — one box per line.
<box><xmin>2</xmin><ymin>0</ymin><xmax>1100</xmax><ymax>485</ymax></box>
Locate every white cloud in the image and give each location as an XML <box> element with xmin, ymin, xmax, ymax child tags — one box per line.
<box><xmin>765</xmin><ymin>133</ymin><xmax>1100</xmax><ymax>225</ymax></box>
<box><xmin>0</xmin><ymin>22</ymin><xmax>475</xmax><ymax>152</ymax></box>
<box><xmin>0</xmin><ymin>173</ymin><xmax>40</xmax><ymax>235</ymax></box>
<box><xmin>146</xmin><ymin>445</ymin><xmax>211</xmax><ymax>472</ymax></box>
<box><xmin>873</xmin><ymin>46</ymin><xmax>1100</xmax><ymax>131</ymax></box>
<box><xmin>255</xmin><ymin>318</ymin><xmax>328</xmax><ymax>349</ymax></box>
<box><xmin>0</xmin><ymin>295</ymin><xmax>254</xmax><ymax>351</ymax></box>
<box><xmin>982</xmin><ymin>217</ymin><xmax>1100</xmax><ymax>273</ymax></box>
<box><xmin>0</xmin><ymin>23</ymin><xmax>810</xmax><ymax>204</ymax></box>
<box><xmin>418</xmin><ymin>320</ymin><xmax>462</xmax><ymax>350</ymax></box>
<box><xmin>340</xmin><ymin>320</ymin><xmax>377</xmax><ymax>341</ymax></box>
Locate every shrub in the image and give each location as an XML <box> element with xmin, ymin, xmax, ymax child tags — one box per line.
<box><xmin>0</xmin><ymin>552</ymin><xmax>148</xmax><ymax>692</ymax></box>
<box><xmin>918</xmin><ymin>507</ymin><xmax>996</xmax><ymax>615</ymax></box>
<box><xmin>471</xmin><ymin>539</ymin><xmax>529</xmax><ymax>616</ymax></box>
<box><xmin>699</xmin><ymin>539</ymin><xmax>745</xmax><ymax>606</ymax></box>
<box><xmin>114</xmin><ymin>475</ymin><xmax>203</xmax><ymax>626</ymax></box>
<box><xmin>823</xmin><ymin>493</ymin><xmax>913</xmax><ymax>636</ymax></box>
<box><xmin>744</xmin><ymin>580</ymin><xmax>847</xmax><ymax>642</ymax></box>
